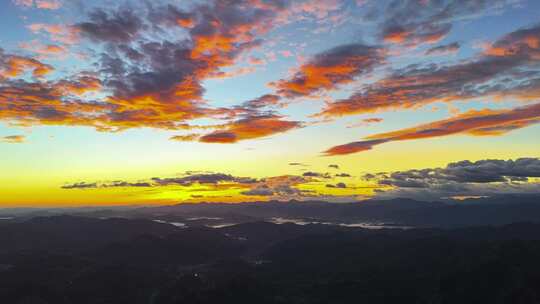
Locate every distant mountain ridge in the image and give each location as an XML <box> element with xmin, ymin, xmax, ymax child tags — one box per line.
<box><xmin>2</xmin><ymin>194</ymin><xmax>540</xmax><ymax>228</ymax></box>
<box><xmin>126</xmin><ymin>194</ymin><xmax>540</xmax><ymax>228</ymax></box>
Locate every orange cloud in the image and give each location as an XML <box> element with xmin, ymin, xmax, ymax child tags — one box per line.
<box><xmin>38</xmin><ymin>44</ymin><xmax>65</xmax><ymax>54</ymax></box>
<box><xmin>319</xmin><ymin>24</ymin><xmax>540</xmax><ymax>118</ymax></box>
<box><xmin>0</xmin><ymin>71</ymin><xmax>113</xmax><ymax>129</ymax></box>
<box><xmin>382</xmin><ymin>24</ymin><xmax>449</xmax><ymax>46</ymax></box>
<box><xmin>0</xmin><ymin>3</ymin><xmax>302</xmax><ymax>135</ymax></box>
<box><xmin>483</xmin><ymin>26</ymin><xmax>540</xmax><ymax>60</ymax></box>
<box><xmin>13</xmin><ymin>0</ymin><xmax>61</xmax><ymax>9</ymax></box>
<box><xmin>242</xmin><ymin>94</ymin><xmax>281</xmax><ymax>110</ymax></box>
<box><xmin>0</xmin><ymin>52</ymin><xmax>54</xmax><ymax>78</ymax></box>
<box><xmin>199</xmin><ymin>115</ymin><xmax>301</xmax><ymax>143</ymax></box>
<box><xmin>27</xmin><ymin>23</ymin><xmax>79</xmax><ymax>44</ymax></box>
<box><xmin>1</xmin><ymin>135</ymin><xmax>26</xmax><ymax>144</ymax></box>
<box><xmin>170</xmin><ymin>134</ymin><xmax>201</xmax><ymax>142</ymax></box>
<box><xmin>248</xmin><ymin>56</ymin><xmax>265</xmax><ymax>65</ymax></box>
<box><xmin>280</xmin><ymin>50</ymin><xmax>293</xmax><ymax>58</ymax></box>
<box><xmin>274</xmin><ymin>44</ymin><xmax>385</xmax><ymax>98</ymax></box>
<box><xmin>346</xmin><ymin>117</ymin><xmax>383</xmax><ymax>128</ymax></box>
<box><xmin>19</xmin><ymin>41</ymin><xmax>67</xmax><ymax>59</ymax></box>
<box><xmin>54</xmin><ymin>2</ymin><xmax>291</xmax><ymax>132</ymax></box>
<box><xmin>210</xmin><ymin>66</ymin><xmax>257</xmax><ymax>79</ymax></box>
<box><xmin>324</xmin><ymin>103</ymin><xmax>540</xmax><ymax>155</ymax></box>
<box><xmin>56</xmin><ymin>76</ymin><xmax>102</xmax><ymax>96</ymax></box>
<box><xmin>35</xmin><ymin>0</ymin><xmax>61</xmax><ymax>9</ymax></box>
<box><xmin>382</xmin><ymin>26</ymin><xmax>413</xmax><ymax>44</ymax></box>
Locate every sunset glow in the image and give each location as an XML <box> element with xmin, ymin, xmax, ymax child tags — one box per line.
<box><xmin>1</xmin><ymin>0</ymin><xmax>539</xmax><ymax>207</ymax></box>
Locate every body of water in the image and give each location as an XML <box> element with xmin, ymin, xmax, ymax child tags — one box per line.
<box><xmin>269</xmin><ymin>217</ymin><xmax>411</xmax><ymax>229</ymax></box>
<box><xmin>153</xmin><ymin>219</ymin><xmax>187</xmax><ymax>228</ymax></box>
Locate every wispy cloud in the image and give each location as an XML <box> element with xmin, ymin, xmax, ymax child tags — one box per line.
<box><xmin>425</xmin><ymin>42</ymin><xmax>460</xmax><ymax>56</ymax></box>
<box><xmin>1</xmin><ymin>135</ymin><xmax>26</xmax><ymax>144</ymax></box>
<box><xmin>324</xmin><ymin>103</ymin><xmax>540</xmax><ymax>155</ymax></box>
<box><xmin>13</xmin><ymin>0</ymin><xmax>61</xmax><ymax>10</ymax></box>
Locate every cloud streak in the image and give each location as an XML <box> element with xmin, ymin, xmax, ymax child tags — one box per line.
<box><xmin>13</xmin><ymin>0</ymin><xmax>61</xmax><ymax>10</ymax></box>
<box><xmin>425</xmin><ymin>42</ymin><xmax>460</xmax><ymax>56</ymax></box>
<box><xmin>1</xmin><ymin>135</ymin><xmax>26</xmax><ymax>144</ymax></box>
<box><xmin>324</xmin><ymin>103</ymin><xmax>540</xmax><ymax>155</ymax></box>
<box><xmin>199</xmin><ymin>115</ymin><xmax>301</xmax><ymax>143</ymax></box>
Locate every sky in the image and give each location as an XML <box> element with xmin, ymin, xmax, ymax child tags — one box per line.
<box><xmin>0</xmin><ymin>0</ymin><xmax>539</xmax><ymax>207</ymax></box>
